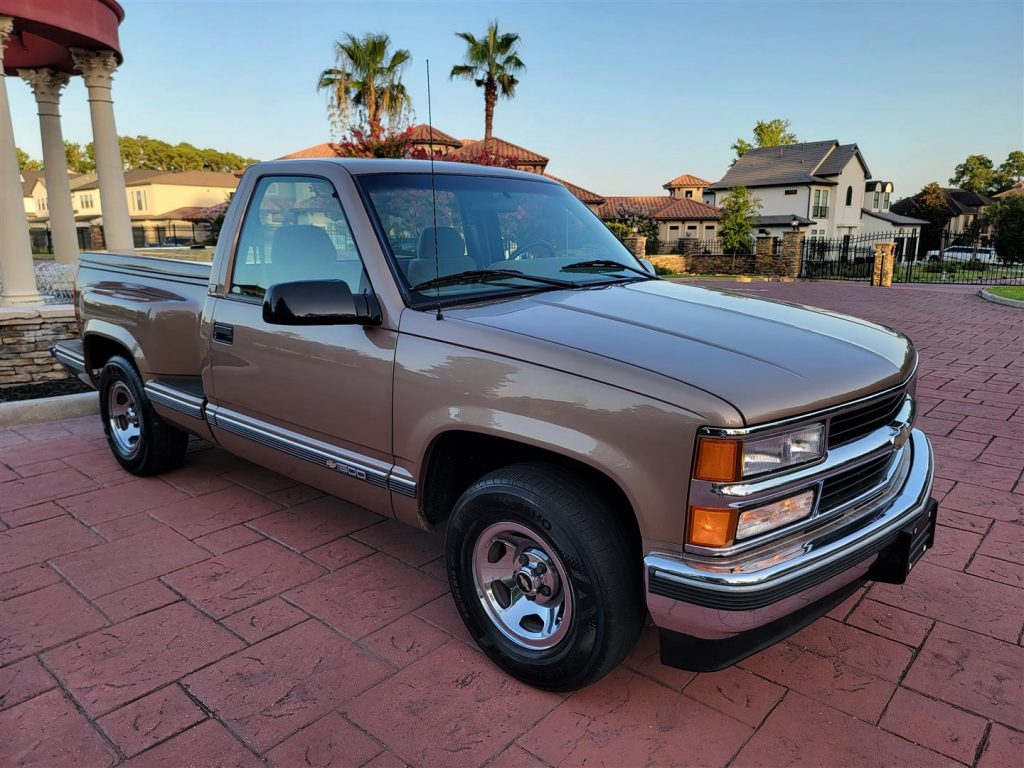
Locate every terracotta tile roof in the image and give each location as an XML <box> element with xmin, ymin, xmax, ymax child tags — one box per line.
<box><xmin>651</xmin><ymin>198</ymin><xmax>721</xmax><ymax>220</ymax></box>
<box><xmin>663</xmin><ymin>173</ymin><xmax>710</xmax><ymax>189</ymax></box>
<box><xmin>594</xmin><ymin>195</ymin><xmax>720</xmax><ymax>221</ymax></box>
<box><xmin>407</xmin><ymin>124</ymin><xmax>462</xmax><ymax>148</ymax></box>
<box><xmin>543</xmin><ymin>174</ymin><xmax>605</xmax><ymax>205</ymax></box>
<box><xmin>452</xmin><ymin>136</ymin><xmax>548</xmax><ymax>166</ymax></box>
<box><xmin>278</xmin><ymin>142</ymin><xmax>343</xmax><ymax>160</ymax></box>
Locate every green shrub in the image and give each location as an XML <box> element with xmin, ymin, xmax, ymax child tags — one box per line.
<box><xmin>605</xmin><ymin>221</ymin><xmax>632</xmax><ymax>241</ymax></box>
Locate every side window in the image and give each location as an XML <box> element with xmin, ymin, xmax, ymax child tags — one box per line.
<box><xmin>230</xmin><ymin>176</ymin><xmax>366</xmax><ymax>299</ymax></box>
<box><xmin>845</xmin><ymin>186</ymin><xmax>853</xmax><ymax>206</ymax></box>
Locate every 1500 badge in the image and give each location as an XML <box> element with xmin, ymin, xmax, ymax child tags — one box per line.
<box><xmin>326</xmin><ymin>459</ymin><xmax>367</xmax><ymax>481</ymax></box>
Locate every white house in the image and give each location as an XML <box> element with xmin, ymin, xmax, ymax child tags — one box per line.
<box><xmin>704</xmin><ymin>141</ymin><xmax>923</xmax><ymax>242</ymax></box>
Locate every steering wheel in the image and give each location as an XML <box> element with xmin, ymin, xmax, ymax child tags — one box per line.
<box><xmin>508</xmin><ymin>240</ymin><xmax>556</xmax><ymax>260</ymax></box>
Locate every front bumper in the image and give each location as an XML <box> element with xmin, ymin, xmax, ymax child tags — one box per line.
<box><xmin>645</xmin><ymin>428</ymin><xmax>935</xmax><ymax>670</ymax></box>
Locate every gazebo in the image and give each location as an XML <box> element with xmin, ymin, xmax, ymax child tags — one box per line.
<box><xmin>0</xmin><ymin>0</ymin><xmax>131</xmax><ymax>305</ymax></box>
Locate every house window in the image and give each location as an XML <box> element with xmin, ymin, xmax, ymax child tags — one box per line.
<box><xmin>133</xmin><ymin>190</ymin><xmax>146</xmax><ymax>211</ymax></box>
<box><xmin>812</xmin><ymin>190</ymin><xmax>829</xmax><ymax>218</ymax></box>
<box><xmin>883</xmin><ymin>192</ymin><xmax>890</xmax><ymax>209</ymax></box>
<box><xmin>784</xmin><ymin>189</ymin><xmax>798</xmax><ymax>196</ymax></box>
<box><xmin>686</xmin><ymin>225</ymin><xmax>697</xmax><ymax>231</ymax></box>
<box><xmin>669</xmin><ymin>225</ymin><xmax>679</xmax><ymax>232</ymax></box>
<box><xmin>37</xmin><ymin>197</ymin><xmax>47</xmax><ymax>211</ymax></box>
<box><xmin>80</xmin><ymin>194</ymin><xmax>94</xmax><ymax>210</ymax></box>
<box><xmin>684</xmin><ymin>190</ymin><xmax>693</xmax><ymax>199</ymax></box>
<box><xmin>873</xmin><ymin>191</ymin><xmax>880</xmax><ymax>209</ymax></box>
<box><xmin>705</xmin><ymin>225</ymin><xmax>714</xmax><ymax>231</ymax></box>
<box><xmin>845</xmin><ymin>186</ymin><xmax>853</xmax><ymax>206</ymax></box>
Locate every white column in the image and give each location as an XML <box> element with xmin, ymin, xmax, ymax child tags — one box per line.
<box><xmin>19</xmin><ymin>69</ymin><xmax>80</xmax><ymax>265</ymax></box>
<box><xmin>0</xmin><ymin>17</ymin><xmax>42</xmax><ymax>305</ymax></box>
<box><xmin>71</xmin><ymin>48</ymin><xmax>133</xmax><ymax>252</ymax></box>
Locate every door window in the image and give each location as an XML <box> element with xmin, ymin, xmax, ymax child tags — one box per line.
<box><xmin>230</xmin><ymin>176</ymin><xmax>367</xmax><ymax>299</ymax></box>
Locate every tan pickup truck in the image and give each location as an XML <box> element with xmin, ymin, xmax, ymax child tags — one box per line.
<box><xmin>54</xmin><ymin>159</ymin><xmax>936</xmax><ymax>690</ymax></box>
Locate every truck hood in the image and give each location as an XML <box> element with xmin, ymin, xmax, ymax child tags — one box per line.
<box><xmin>450</xmin><ymin>280</ymin><xmax>915</xmax><ymax>424</ymax></box>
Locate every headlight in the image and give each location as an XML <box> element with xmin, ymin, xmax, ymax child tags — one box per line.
<box><xmin>687</xmin><ymin>489</ymin><xmax>817</xmax><ymax>548</ymax></box>
<box><xmin>735</xmin><ymin>489</ymin><xmax>816</xmax><ymax>540</ymax></box>
<box><xmin>694</xmin><ymin>423</ymin><xmax>825</xmax><ymax>482</ymax></box>
<box><xmin>742</xmin><ymin>424</ymin><xmax>824</xmax><ymax>477</ymax></box>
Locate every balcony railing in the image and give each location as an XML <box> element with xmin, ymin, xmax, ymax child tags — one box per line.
<box><xmin>812</xmin><ymin>205</ymin><xmax>829</xmax><ymax>218</ymax></box>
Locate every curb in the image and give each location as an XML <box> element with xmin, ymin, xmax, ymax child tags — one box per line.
<box><xmin>978</xmin><ymin>288</ymin><xmax>1024</xmax><ymax>309</ymax></box>
<box><xmin>0</xmin><ymin>391</ymin><xmax>99</xmax><ymax>427</ymax></box>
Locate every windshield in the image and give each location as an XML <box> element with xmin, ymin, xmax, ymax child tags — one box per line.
<box><xmin>358</xmin><ymin>173</ymin><xmax>646</xmax><ymax>305</ymax></box>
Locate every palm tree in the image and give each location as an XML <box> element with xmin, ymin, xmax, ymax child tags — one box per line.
<box><xmin>317</xmin><ymin>33</ymin><xmax>412</xmax><ymax>137</ymax></box>
<box><xmin>450</xmin><ymin>22</ymin><xmax>525</xmax><ymax>140</ymax></box>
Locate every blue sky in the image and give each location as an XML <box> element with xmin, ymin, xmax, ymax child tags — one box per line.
<box><xmin>9</xmin><ymin>0</ymin><xmax>1023</xmax><ymax>197</ymax></box>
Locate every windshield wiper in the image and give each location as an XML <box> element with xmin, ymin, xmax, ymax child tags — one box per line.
<box><xmin>560</xmin><ymin>259</ymin><xmax>658</xmax><ymax>279</ymax></box>
<box><xmin>410</xmin><ymin>269</ymin><xmax>575</xmax><ymax>293</ymax></box>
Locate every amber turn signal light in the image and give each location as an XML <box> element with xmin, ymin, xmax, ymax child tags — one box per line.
<box><xmin>694</xmin><ymin>437</ymin><xmax>742</xmax><ymax>482</ymax></box>
<box><xmin>687</xmin><ymin>506</ymin><xmax>738</xmax><ymax>548</ymax></box>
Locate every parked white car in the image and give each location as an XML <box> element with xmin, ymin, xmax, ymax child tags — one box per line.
<box><xmin>925</xmin><ymin>245</ymin><xmax>999</xmax><ymax>263</ymax></box>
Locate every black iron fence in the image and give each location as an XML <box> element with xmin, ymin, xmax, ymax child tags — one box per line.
<box><xmin>30</xmin><ymin>223</ymin><xmax>216</xmax><ymax>254</ymax></box>
<box><xmin>800</xmin><ymin>230</ymin><xmax>1023</xmax><ymax>285</ymax></box>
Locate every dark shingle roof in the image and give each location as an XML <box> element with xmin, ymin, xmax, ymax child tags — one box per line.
<box><xmin>862</xmin><ymin>208</ymin><xmax>927</xmax><ymax>226</ymax></box>
<box><xmin>815</xmin><ymin>144</ymin><xmax>870</xmax><ymax>178</ymax></box>
<box><xmin>708</xmin><ymin>140</ymin><xmax>856</xmax><ymax>190</ymax></box>
<box><xmin>20</xmin><ymin>169</ymin><xmax>43</xmax><ymax>197</ymax></box>
<box><xmin>890</xmin><ymin>187</ymin><xmax>993</xmax><ymax>219</ymax></box>
<box><xmin>756</xmin><ymin>215</ymin><xmax>815</xmax><ymax>226</ymax></box>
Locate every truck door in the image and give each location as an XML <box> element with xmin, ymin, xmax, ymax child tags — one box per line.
<box><xmin>206</xmin><ymin>174</ymin><xmax>397</xmax><ymax>514</ymax></box>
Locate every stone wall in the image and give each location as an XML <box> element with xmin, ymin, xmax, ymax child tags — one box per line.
<box><xmin>0</xmin><ymin>306</ymin><xmax>79</xmax><ymax>387</ymax></box>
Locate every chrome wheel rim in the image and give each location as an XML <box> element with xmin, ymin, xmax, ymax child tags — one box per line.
<box><xmin>107</xmin><ymin>381</ymin><xmax>141</xmax><ymax>457</ymax></box>
<box><xmin>472</xmin><ymin>521</ymin><xmax>573</xmax><ymax>650</ymax></box>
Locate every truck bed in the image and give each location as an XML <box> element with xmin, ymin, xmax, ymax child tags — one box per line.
<box><xmin>75</xmin><ymin>251</ymin><xmax>213</xmax><ymax>380</ymax></box>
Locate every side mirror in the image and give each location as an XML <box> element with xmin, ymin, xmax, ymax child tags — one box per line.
<box><xmin>262</xmin><ymin>280</ymin><xmax>381</xmax><ymax>326</ymax></box>
<box><xmin>639</xmin><ymin>259</ymin><xmax>657</xmax><ymax>275</ymax></box>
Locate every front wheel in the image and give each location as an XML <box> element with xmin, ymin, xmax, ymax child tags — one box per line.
<box><xmin>98</xmin><ymin>355</ymin><xmax>188</xmax><ymax>476</ymax></box>
<box><xmin>445</xmin><ymin>463</ymin><xmax>644</xmax><ymax>691</ymax></box>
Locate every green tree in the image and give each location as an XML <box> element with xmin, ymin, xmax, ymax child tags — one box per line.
<box><xmin>983</xmin><ymin>195</ymin><xmax>1024</xmax><ymax>264</ymax></box>
<box><xmin>318</xmin><ymin>33</ymin><xmax>412</xmax><ymax>138</ymax></box>
<box><xmin>950</xmin><ymin>154</ymin><xmax>997</xmax><ymax>194</ymax></box>
<box><xmin>995</xmin><ymin>150</ymin><xmax>1024</xmax><ymax>191</ymax></box>
<box><xmin>63</xmin><ymin>141</ymin><xmax>95</xmax><ymax>174</ymax></box>
<box><xmin>451</xmin><ymin>21</ymin><xmax>525</xmax><ymax>140</ymax></box>
<box><xmin>732</xmin><ymin>119</ymin><xmax>798</xmax><ymax>159</ymax></box>
<box><xmin>16</xmin><ymin>147</ymin><xmax>41</xmax><ymax>171</ymax></box>
<box><xmin>717</xmin><ymin>186</ymin><xmax>761</xmax><ymax>253</ymax></box>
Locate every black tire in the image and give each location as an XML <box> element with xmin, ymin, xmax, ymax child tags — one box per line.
<box><xmin>98</xmin><ymin>355</ymin><xmax>188</xmax><ymax>476</ymax></box>
<box><xmin>445</xmin><ymin>462</ymin><xmax>644</xmax><ymax>691</ymax></box>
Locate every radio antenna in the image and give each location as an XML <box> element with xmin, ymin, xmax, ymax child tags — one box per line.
<box><xmin>426</xmin><ymin>59</ymin><xmax>443</xmax><ymax>321</ymax></box>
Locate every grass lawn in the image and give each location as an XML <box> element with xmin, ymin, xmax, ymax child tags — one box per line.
<box><xmin>986</xmin><ymin>286</ymin><xmax>1024</xmax><ymax>301</ymax></box>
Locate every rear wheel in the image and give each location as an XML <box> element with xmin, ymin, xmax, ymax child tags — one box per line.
<box><xmin>98</xmin><ymin>355</ymin><xmax>188</xmax><ymax>476</ymax></box>
<box><xmin>445</xmin><ymin>462</ymin><xmax>644</xmax><ymax>691</ymax></box>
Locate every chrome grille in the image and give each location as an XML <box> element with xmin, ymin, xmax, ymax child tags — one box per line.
<box><xmin>818</xmin><ymin>453</ymin><xmax>893</xmax><ymax>512</ymax></box>
<box><xmin>828</xmin><ymin>388</ymin><xmax>906</xmax><ymax>448</ymax></box>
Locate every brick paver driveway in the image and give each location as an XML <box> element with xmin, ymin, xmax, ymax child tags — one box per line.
<box><xmin>0</xmin><ymin>281</ymin><xmax>1021</xmax><ymax>768</ymax></box>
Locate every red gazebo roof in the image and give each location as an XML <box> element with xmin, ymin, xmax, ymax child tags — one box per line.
<box><xmin>0</xmin><ymin>1</ymin><xmax>124</xmax><ymax>75</ymax></box>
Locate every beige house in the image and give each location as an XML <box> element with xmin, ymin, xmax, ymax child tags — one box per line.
<box><xmin>26</xmin><ymin>169</ymin><xmax>238</xmax><ymax>248</ymax></box>
<box><xmin>67</xmin><ymin>169</ymin><xmax>238</xmax><ymax>227</ymax></box>
<box><xmin>595</xmin><ymin>173</ymin><xmax>722</xmax><ymax>245</ymax></box>
<box><xmin>993</xmin><ymin>180</ymin><xmax>1024</xmax><ymax>199</ymax></box>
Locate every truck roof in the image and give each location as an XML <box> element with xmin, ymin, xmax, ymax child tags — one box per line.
<box><xmin>253</xmin><ymin>157</ymin><xmax>564</xmax><ymax>182</ymax></box>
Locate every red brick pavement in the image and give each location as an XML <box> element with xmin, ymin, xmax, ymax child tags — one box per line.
<box><xmin>0</xmin><ymin>281</ymin><xmax>1020</xmax><ymax>767</ymax></box>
